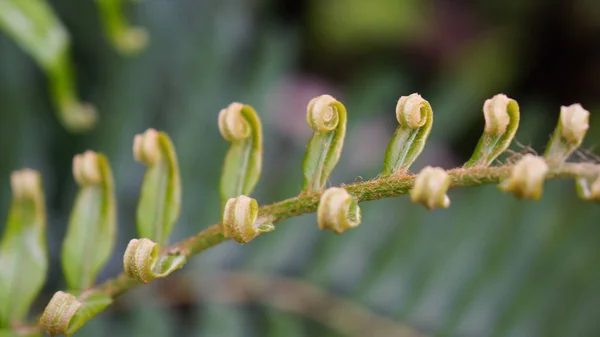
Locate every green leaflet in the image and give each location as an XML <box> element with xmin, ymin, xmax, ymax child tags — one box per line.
<box><xmin>218</xmin><ymin>103</ymin><xmax>263</xmax><ymax>209</ymax></box>
<box><xmin>410</xmin><ymin>166</ymin><xmax>451</xmax><ymax>210</ymax></box>
<box><xmin>123</xmin><ymin>238</ymin><xmax>186</xmax><ymax>284</ymax></box>
<box><xmin>316</xmin><ymin>187</ymin><xmax>362</xmax><ymax>234</ymax></box>
<box><xmin>134</xmin><ymin>129</ymin><xmax>182</xmax><ymax>245</ymax></box>
<box><xmin>498</xmin><ymin>154</ymin><xmax>548</xmax><ymax>200</ymax></box>
<box><xmin>222</xmin><ymin>195</ymin><xmax>274</xmax><ymax>244</ymax></box>
<box><xmin>544</xmin><ymin>104</ymin><xmax>590</xmax><ymax>165</ymax></box>
<box><xmin>66</xmin><ymin>292</ymin><xmax>112</xmax><ymax>335</ymax></box>
<box><xmin>302</xmin><ymin>95</ymin><xmax>347</xmax><ymax>192</ymax></box>
<box><xmin>40</xmin><ymin>291</ymin><xmax>112</xmax><ymax>336</ymax></box>
<box><xmin>0</xmin><ymin>0</ymin><xmax>97</xmax><ymax>132</ymax></box>
<box><xmin>464</xmin><ymin>94</ymin><xmax>519</xmax><ymax>168</ymax></box>
<box><xmin>61</xmin><ymin>152</ymin><xmax>116</xmax><ymax>290</ymax></box>
<box><xmin>381</xmin><ymin>93</ymin><xmax>433</xmax><ymax>176</ymax></box>
<box><xmin>0</xmin><ymin>170</ymin><xmax>47</xmax><ymax>328</ymax></box>
<box><xmin>95</xmin><ymin>0</ymin><xmax>148</xmax><ymax>55</ymax></box>
<box><xmin>543</xmin><ymin>104</ymin><xmax>592</xmax><ymax>202</ymax></box>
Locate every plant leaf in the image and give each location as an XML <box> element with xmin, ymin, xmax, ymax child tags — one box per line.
<box><xmin>123</xmin><ymin>238</ymin><xmax>186</xmax><ymax>284</ymax></box>
<box><xmin>222</xmin><ymin>195</ymin><xmax>273</xmax><ymax>244</ymax></box>
<box><xmin>66</xmin><ymin>292</ymin><xmax>112</xmax><ymax>335</ymax></box>
<box><xmin>95</xmin><ymin>0</ymin><xmax>148</xmax><ymax>55</ymax></box>
<box><xmin>381</xmin><ymin>93</ymin><xmax>433</xmax><ymax>176</ymax></box>
<box><xmin>544</xmin><ymin>104</ymin><xmax>590</xmax><ymax>165</ymax></box>
<box><xmin>40</xmin><ymin>291</ymin><xmax>112</xmax><ymax>336</ymax></box>
<box><xmin>302</xmin><ymin>95</ymin><xmax>347</xmax><ymax>192</ymax></box>
<box><xmin>218</xmin><ymin>103</ymin><xmax>263</xmax><ymax>209</ymax></box>
<box><xmin>464</xmin><ymin>94</ymin><xmax>520</xmax><ymax>167</ymax></box>
<box><xmin>134</xmin><ymin>129</ymin><xmax>182</xmax><ymax>245</ymax></box>
<box><xmin>0</xmin><ymin>170</ymin><xmax>47</xmax><ymax>328</ymax></box>
<box><xmin>0</xmin><ymin>0</ymin><xmax>97</xmax><ymax>132</ymax></box>
<box><xmin>61</xmin><ymin>152</ymin><xmax>117</xmax><ymax>290</ymax></box>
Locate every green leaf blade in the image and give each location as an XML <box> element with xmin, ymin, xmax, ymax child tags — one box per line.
<box><xmin>302</xmin><ymin>96</ymin><xmax>347</xmax><ymax>192</ymax></box>
<box><xmin>0</xmin><ymin>0</ymin><xmax>68</xmax><ymax>68</ymax></box>
<box><xmin>0</xmin><ymin>0</ymin><xmax>97</xmax><ymax>132</ymax></box>
<box><xmin>219</xmin><ymin>104</ymin><xmax>263</xmax><ymax>208</ymax></box>
<box><xmin>40</xmin><ymin>291</ymin><xmax>112</xmax><ymax>336</ymax></box>
<box><xmin>153</xmin><ymin>253</ymin><xmax>187</xmax><ymax>278</ymax></box>
<box><xmin>61</xmin><ymin>153</ymin><xmax>116</xmax><ymax>291</ymax></box>
<box><xmin>381</xmin><ymin>93</ymin><xmax>433</xmax><ymax>176</ymax></box>
<box><xmin>135</xmin><ymin>130</ymin><xmax>182</xmax><ymax>245</ymax></box>
<box><xmin>0</xmin><ymin>170</ymin><xmax>47</xmax><ymax>328</ymax></box>
<box><xmin>381</xmin><ymin>126</ymin><xmax>426</xmax><ymax>176</ymax></box>
<box><xmin>302</xmin><ymin>130</ymin><xmax>336</xmax><ymax>191</ymax></box>
<box><xmin>464</xmin><ymin>96</ymin><xmax>519</xmax><ymax>168</ymax></box>
<box><xmin>67</xmin><ymin>292</ymin><xmax>113</xmax><ymax>335</ymax></box>
<box><xmin>137</xmin><ymin>159</ymin><xmax>170</xmax><ymax>241</ymax></box>
<box><xmin>123</xmin><ymin>238</ymin><xmax>186</xmax><ymax>284</ymax></box>
<box><xmin>220</xmin><ymin>140</ymin><xmax>255</xmax><ymax>202</ymax></box>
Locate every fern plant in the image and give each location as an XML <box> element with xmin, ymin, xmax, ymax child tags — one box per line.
<box><xmin>1</xmin><ymin>1</ymin><xmax>600</xmax><ymax>337</ymax></box>
<box><xmin>1</xmin><ymin>89</ymin><xmax>599</xmax><ymax>336</ymax></box>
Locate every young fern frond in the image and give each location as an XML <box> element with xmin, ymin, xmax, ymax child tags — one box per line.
<box><xmin>0</xmin><ymin>170</ymin><xmax>47</xmax><ymax>329</ymax></box>
<box><xmin>123</xmin><ymin>238</ymin><xmax>186</xmax><ymax>284</ymax></box>
<box><xmin>302</xmin><ymin>95</ymin><xmax>348</xmax><ymax>192</ymax></box>
<box><xmin>133</xmin><ymin>129</ymin><xmax>182</xmax><ymax>246</ymax></box>
<box><xmin>62</xmin><ymin>151</ymin><xmax>116</xmax><ymax>291</ymax></box>
<box><xmin>464</xmin><ymin>94</ymin><xmax>520</xmax><ymax>168</ymax></box>
<box><xmin>222</xmin><ymin>195</ymin><xmax>274</xmax><ymax>244</ymax></box>
<box><xmin>410</xmin><ymin>167</ymin><xmax>451</xmax><ymax>210</ymax></box>
<box><xmin>218</xmin><ymin>103</ymin><xmax>264</xmax><ymax>210</ymax></box>
<box><xmin>0</xmin><ymin>0</ymin><xmax>97</xmax><ymax>132</ymax></box>
<box><xmin>498</xmin><ymin>154</ymin><xmax>549</xmax><ymax>200</ymax></box>
<box><xmin>545</xmin><ymin>104</ymin><xmax>590</xmax><ymax>165</ymax></box>
<box><xmin>0</xmin><ymin>93</ymin><xmax>595</xmax><ymax>336</ymax></box>
<box><xmin>381</xmin><ymin>93</ymin><xmax>433</xmax><ymax>176</ymax></box>
<box><xmin>0</xmin><ymin>0</ymin><xmax>147</xmax><ymax>132</ymax></box>
<box><xmin>95</xmin><ymin>0</ymin><xmax>148</xmax><ymax>55</ymax></box>
<box><xmin>40</xmin><ymin>290</ymin><xmax>112</xmax><ymax>336</ymax></box>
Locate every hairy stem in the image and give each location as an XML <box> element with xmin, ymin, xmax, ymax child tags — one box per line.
<box><xmin>90</xmin><ymin>162</ymin><xmax>599</xmax><ymax>299</ymax></box>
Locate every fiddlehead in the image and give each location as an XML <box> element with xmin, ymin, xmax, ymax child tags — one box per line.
<box><xmin>222</xmin><ymin>195</ymin><xmax>274</xmax><ymax>244</ymax></box>
<box><xmin>381</xmin><ymin>93</ymin><xmax>433</xmax><ymax>176</ymax></box>
<box><xmin>464</xmin><ymin>94</ymin><xmax>520</xmax><ymax>167</ymax></box>
<box><xmin>317</xmin><ymin>187</ymin><xmax>362</xmax><ymax>234</ymax></box>
<box><xmin>219</xmin><ymin>103</ymin><xmax>263</xmax><ymax>209</ymax></box>
<box><xmin>410</xmin><ymin>166</ymin><xmax>451</xmax><ymax>210</ymax></box>
<box><xmin>303</xmin><ymin>95</ymin><xmax>348</xmax><ymax>192</ymax></box>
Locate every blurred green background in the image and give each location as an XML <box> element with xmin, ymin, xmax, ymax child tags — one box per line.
<box><xmin>1</xmin><ymin>0</ymin><xmax>600</xmax><ymax>336</ymax></box>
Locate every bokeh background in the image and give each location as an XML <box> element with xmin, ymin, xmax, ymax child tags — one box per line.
<box><xmin>2</xmin><ymin>0</ymin><xmax>600</xmax><ymax>336</ymax></box>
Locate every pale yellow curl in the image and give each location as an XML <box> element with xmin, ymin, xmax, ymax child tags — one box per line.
<box><xmin>306</xmin><ymin>94</ymin><xmax>340</xmax><ymax>132</ymax></box>
<box><xmin>218</xmin><ymin>103</ymin><xmax>251</xmax><ymax>141</ymax></box>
